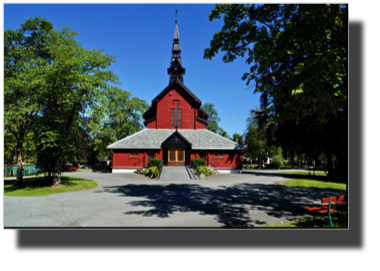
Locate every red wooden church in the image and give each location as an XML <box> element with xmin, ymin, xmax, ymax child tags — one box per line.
<box><xmin>107</xmin><ymin>22</ymin><xmax>245</xmax><ymax>172</ymax></box>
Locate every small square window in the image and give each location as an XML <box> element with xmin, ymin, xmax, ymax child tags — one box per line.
<box><xmin>215</xmin><ymin>151</ymin><xmax>224</xmax><ymax>158</ymax></box>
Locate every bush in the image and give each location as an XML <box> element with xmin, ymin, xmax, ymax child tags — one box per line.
<box><xmin>141</xmin><ymin>168</ymin><xmax>149</xmax><ymax>175</ymax></box>
<box><xmin>271</xmin><ymin>155</ymin><xmax>284</xmax><ymax>169</ymax></box>
<box><xmin>148</xmin><ymin>166</ymin><xmax>159</xmax><ymax>178</ymax></box>
<box><xmin>196</xmin><ymin>166</ymin><xmax>213</xmax><ymax>176</ymax></box>
<box><xmin>192</xmin><ymin>158</ymin><xmax>206</xmax><ymax>166</ymax></box>
<box><xmin>147</xmin><ymin>158</ymin><xmax>161</xmax><ymax>168</ymax></box>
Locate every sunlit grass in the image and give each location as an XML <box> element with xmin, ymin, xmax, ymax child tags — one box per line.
<box><xmin>274</xmin><ymin>171</ymin><xmax>328</xmax><ymax>176</ymax></box>
<box><xmin>286</xmin><ymin>179</ymin><xmax>346</xmax><ymax>190</ymax></box>
<box><xmin>262</xmin><ymin>211</ymin><xmax>348</xmax><ymax>228</ymax></box>
<box><xmin>4</xmin><ymin>176</ymin><xmax>98</xmax><ymax>196</ymax></box>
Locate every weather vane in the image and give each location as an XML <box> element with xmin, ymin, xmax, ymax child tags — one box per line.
<box><xmin>175</xmin><ymin>9</ymin><xmax>178</xmax><ymax>24</ymax></box>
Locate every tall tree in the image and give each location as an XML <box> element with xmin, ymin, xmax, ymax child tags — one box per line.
<box><xmin>204</xmin><ymin>4</ymin><xmax>348</xmax><ymax>179</ymax></box>
<box><xmin>88</xmin><ymin>87</ymin><xmax>148</xmax><ymax>163</ymax></box>
<box><xmin>203</xmin><ymin>103</ymin><xmax>222</xmax><ymax>133</ymax></box>
<box><xmin>244</xmin><ymin>110</ymin><xmax>267</xmax><ymax>169</ymax></box>
<box><xmin>5</xmin><ymin>17</ymin><xmax>128</xmax><ymax>185</ymax></box>
<box><xmin>232</xmin><ymin>133</ymin><xmax>243</xmax><ymax>144</ymax></box>
<box><xmin>4</xmin><ymin>17</ymin><xmax>54</xmax><ymax>184</ymax></box>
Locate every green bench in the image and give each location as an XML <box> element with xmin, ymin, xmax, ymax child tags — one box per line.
<box><xmin>306</xmin><ymin>196</ymin><xmax>347</xmax><ymax>227</ymax></box>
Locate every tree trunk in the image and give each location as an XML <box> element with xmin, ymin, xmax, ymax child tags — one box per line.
<box><xmin>52</xmin><ymin>152</ymin><xmax>63</xmax><ymax>186</ymax></box>
<box><xmin>16</xmin><ymin>136</ymin><xmax>24</xmax><ymax>185</ymax></box>
<box><xmin>258</xmin><ymin>152</ymin><xmax>262</xmax><ymax>169</ymax></box>
<box><xmin>326</xmin><ymin>149</ymin><xmax>334</xmax><ymax>176</ymax></box>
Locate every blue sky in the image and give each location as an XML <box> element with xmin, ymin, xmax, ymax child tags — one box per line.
<box><xmin>5</xmin><ymin>4</ymin><xmax>261</xmax><ymax>137</ymax></box>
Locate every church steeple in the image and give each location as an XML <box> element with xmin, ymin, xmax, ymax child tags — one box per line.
<box><xmin>168</xmin><ymin>16</ymin><xmax>185</xmax><ymax>84</ymax></box>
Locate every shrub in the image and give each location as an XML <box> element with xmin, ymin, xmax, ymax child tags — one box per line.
<box><xmin>147</xmin><ymin>158</ymin><xmax>161</xmax><ymax>168</ymax></box>
<box><xmin>271</xmin><ymin>155</ymin><xmax>284</xmax><ymax>169</ymax></box>
<box><xmin>196</xmin><ymin>166</ymin><xmax>213</xmax><ymax>176</ymax></box>
<box><xmin>148</xmin><ymin>166</ymin><xmax>158</xmax><ymax>177</ymax></box>
<box><xmin>191</xmin><ymin>158</ymin><xmax>206</xmax><ymax>167</ymax></box>
<box><xmin>141</xmin><ymin>168</ymin><xmax>149</xmax><ymax>175</ymax></box>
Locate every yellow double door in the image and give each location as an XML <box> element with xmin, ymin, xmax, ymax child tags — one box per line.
<box><xmin>168</xmin><ymin>148</ymin><xmax>185</xmax><ymax>166</ymax></box>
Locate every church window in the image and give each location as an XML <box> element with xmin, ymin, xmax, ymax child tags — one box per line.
<box><xmin>171</xmin><ymin>104</ymin><xmax>181</xmax><ymax>128</ymax></box>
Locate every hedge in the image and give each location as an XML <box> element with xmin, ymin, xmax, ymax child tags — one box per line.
<box><xmin>191</xmin><ymin>158</ymin><xmax>206</xmax><ymax>167</ymax></box>
<box><xmin>147</xmin><ymin>158</ymin><xmax>161</xmax><ymax>168</ymax></box>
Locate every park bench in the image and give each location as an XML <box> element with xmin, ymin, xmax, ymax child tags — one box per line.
<box><xmin>306</xmin><ymin>196</ymin><xmax>347</xmax><ymax>228</ymax></box>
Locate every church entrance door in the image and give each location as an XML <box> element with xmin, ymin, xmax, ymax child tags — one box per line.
<box><xmin>168</xmin><ymin>148</ymin><xmax>185</xmax><ymax>166</ymax></box>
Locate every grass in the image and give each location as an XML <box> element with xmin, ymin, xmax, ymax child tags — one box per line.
<box><xmin>243</xmin><ymin>166</ymin><xmax>308</xmax><ymax>171</ymax></box>
<box><xmin>261</xmin><ymin>211</ymin><xmax>348</xmax><ymax>228</ymax></box>
<box><xmin>4</xmin><ymin>176</ymin><xmax>98</xmax><ymax>196</ymax></box>
<box><xmin>273</xmin><ymin>171</ymin><xmax>328</xmax><ymax>176</ymax></box>
<box><xmin>286</xmin><ymin>179</ymin><xmax>346</xmax><ymax>190</ymax></box>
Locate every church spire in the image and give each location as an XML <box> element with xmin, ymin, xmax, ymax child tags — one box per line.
<box><xmin>168</xmin><ymin>11</ymin><xmax>185</xmax><ymax>84</ymax></box>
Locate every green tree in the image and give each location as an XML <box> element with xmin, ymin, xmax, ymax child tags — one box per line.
<box><xmin>202</xmin><ymin>103</ymin><xmax>221</xmax><ymax>133</ymax></box>
<box><xmin>232</xmin><ymin>133</ymin><xmax>243</xmax><ymax>144</ymax></box>
<box><xmin>4</xmin><ymin>17</ymin><xmax>54</xmax><ymax>184</ymax></box>
<box><xmin>204</xmin><ymin>4</ymin><xmax>348</xmax><ymax>181</ymax></box>
<box><xmin>5</xmin><ymin>17</ymin><xmax>127</xmax><ymax>185</ymax></box>
<box><xmin>244</xmin><ymin>110</ymin><xmax>267</xmax><ymax>169</ymax></box>
<box><xmin>88</xmin><ymin>87</ymin><xmax>148</xmax><ymax>163</ymax></box>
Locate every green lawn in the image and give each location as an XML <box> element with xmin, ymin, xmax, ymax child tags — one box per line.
<box><xmin>261</xmin><ymin>211</ymin><xmax>347</xmax><ymax>228</ymax></box>
<box><xmin>286</xmin><ymin>179</ymin><xmax>346</xmax><ymax>190</ymax></box>
<box><xmin>273</xmin><ymin>171</ymin><xmax>328</xmax><ymax>176</ymax></box>
<box><xmin>4</xmin><ymin>176</ymin><xmax>98</xmax><ymax>196</ymax></box>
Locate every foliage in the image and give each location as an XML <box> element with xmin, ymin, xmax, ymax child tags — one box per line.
<box><xmin>271</xmin><ymin>155</ymin><xmax>284</xmax><ymax>169</ymax></box>
<box><xmin>4</xmin><ymin>17</ymin><xmax>56</xmax><ymax>184</ymax></box>
<box><xmin>191</xmin><ymin>158</ymin><xmax>207</xmax><ymax>167</ymax></box>
<box><xmin>231</xmin><ymin>133</ymin><xmax>243</xmax><ymax>144</ymax></box>
<box><xmin>196</xmin><ymin>166</ymin><xmax>213</xmax><ymax>176</ymax></box>
<box><xmin>204</xmin><ymin>4</ymin><xmax>348</xmax><ymax>182</ymax></box>
<box><xmin>87</xmin><ymin>88</ymin><xmax>148</xmax><ymax>164</ymax></box>
<box><xmin>148</xmin><ymin>166</ymin><xmax>159</xmax><ymax>178</ymax></box>
<box><xmin>5</xmin><ymin>17</ymin><xmax>139</xmax><ymax>185</ymax></box>
<box><xmin>147</xmin><ymin>158</ymin><xmax>162</xmax><ymax>168</ymax></box>
<box><xmin>202</xmin><ymin>103</ymin><xmax>221</xmax><ymax>133</ymax></box>
<box><xmin>244</xmin><ymin>108</ymin><xmax>267</xmax><ymax>168</ymax></box>
<box><xmin>141</xmin><ymin>168</ymin><xmax>150</xmax><ymax>175</ymax></box>
<box><xmin>204</xmin><ymin>4</ymin><xmax>347</xmax><ymax>124</ymax></box>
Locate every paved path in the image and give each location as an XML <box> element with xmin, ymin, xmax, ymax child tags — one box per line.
<box><xmin>4</xmin><ymin>171</ymin><xmax>345</xmax><ymax>228</ymax></box>
<box><xmin>160</xmin><ymin>166</ymin><xmax>192</xmax><ymax>180</ymax></box>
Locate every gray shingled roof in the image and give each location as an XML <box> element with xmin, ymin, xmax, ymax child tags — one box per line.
<box><xmin>107</xmin><ymin>129</ymin><xmax>246</xmax><ymax>150</ymax></box>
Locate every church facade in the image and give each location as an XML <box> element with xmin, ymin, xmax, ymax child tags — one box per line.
<box><xmin>107</xmin><ymin>22</ymin><xmax>245</xmax><ymax>172</ymax></box>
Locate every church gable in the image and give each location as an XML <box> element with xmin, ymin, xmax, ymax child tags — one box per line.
<box><xmin>161</xmin><ymin>131</ymin><xmax>192</xmax><ymax>148</ymax></box>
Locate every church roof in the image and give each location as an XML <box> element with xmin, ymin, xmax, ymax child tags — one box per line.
<box><xmin>151</xmin><ymin>79</ymin><xmax>202</xmax><ymax>105</ymax></box>
<box><xmin>107</xmin><ymin>129</ymin><xmax>246</xmax><ymax>150</ymax></box>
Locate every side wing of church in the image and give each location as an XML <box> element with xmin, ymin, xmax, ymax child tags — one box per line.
<box><xmin>107</xmin><ymin>22</ymin><xmax>245</xmax><ymax>172</ymax></box>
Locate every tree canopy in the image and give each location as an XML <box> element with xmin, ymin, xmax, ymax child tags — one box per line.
<box><xmin>204</xmin><ymin>4</ymin><xmax>348</xmax><ymax>125</ymax></box>
<box><xmin>205</xmin><ymin>4</ymin><xmax>348</xmax><ymax>180</ymax></box>
<box><xmin>5</xmin><ymin>17</ymin><xmax>147</xmax><ymax>185</ymax></box>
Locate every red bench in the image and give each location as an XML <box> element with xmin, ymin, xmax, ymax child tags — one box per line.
<box><xmin>306</xmin><ymin>196</ymin><xmax>347</xmax><ymax>228</ymax></box>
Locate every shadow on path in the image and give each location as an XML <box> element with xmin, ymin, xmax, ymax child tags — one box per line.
<box><xmin>97</xmin><ymin>183</ymin><xmax>346</xmax><ymax>227</ymax></box>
